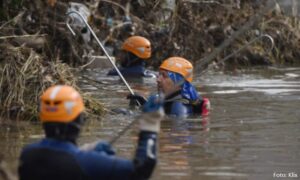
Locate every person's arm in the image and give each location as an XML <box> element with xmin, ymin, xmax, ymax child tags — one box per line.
<box><xmin>79</xmin><ymin>95</ymin><xmax>164</xmax><ymax>180</ymax></box>
<box><xmin>79</xmin><ymin>131</ymin><xmax>158</xmax><ymax>180</ymax></box>
<box><xmin>132</xmin><ymin>125</ymin><xmax>159</xmax><ymax>179</ymax></box>
<box><xmin>131</xmin><ymin>94</ymin><xmax>164</xmax><ymax>179</ymax></box>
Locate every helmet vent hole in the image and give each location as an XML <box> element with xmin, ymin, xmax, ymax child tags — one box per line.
<box><xmin>54</xmin><ymin>101</ymin><xmax>62</xmax><ymax>105</ymax></box>
<box><xmin>45</xmin><ymin>101</ymin><xmax>51</xmax><ymax>105</ymax></box>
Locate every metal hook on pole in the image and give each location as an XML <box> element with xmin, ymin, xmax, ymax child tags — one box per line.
<box><xmin>218</xmin><ymin>34</ymin><xmax>274</xmax><ymax>63</ymax></box>
<box><xmin>199</xmin><ymin>34</ymin><xmax>274</xmax><ymax>75</ymax></box>
<box><xmin>66</xmin><ymin>11</ymin><xmax>135</xmax><ymax>96</ymax></box>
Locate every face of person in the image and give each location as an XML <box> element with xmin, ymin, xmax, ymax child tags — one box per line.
<box><xmin>157</xmin><ymin>69</ymin><xmax>180</xmax><ymax>95</ymax></box>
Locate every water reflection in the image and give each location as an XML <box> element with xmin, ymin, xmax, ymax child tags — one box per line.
<box><xmin>156</xmin><ymin>116</ymin><xmax>211</xmax><ymax>179</ymax></box>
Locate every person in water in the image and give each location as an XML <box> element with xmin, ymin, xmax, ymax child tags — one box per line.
<box><xmin>128</xmin><ymin>57</ymin><xmax>210</xmax><ymax>118</ymax></box>
<box><xmin>18</xmin><ymin>85</ymin><xmax>164</xmax><ymax>180</ymax></box>
<box><xmin>107</xmin><ymin>36</ymin><xmax>155</xmax><ymax>78</ymax></box>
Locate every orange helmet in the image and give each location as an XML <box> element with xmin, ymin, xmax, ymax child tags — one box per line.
<box><xmin>159</xmin><ymin>57</ymin><xmax>193</xmax><ymax>82</ymax></box>
<box><xmin>122</xmin><ymin>36</ymin><xmax>151</xmax><ymax>59</ymax></box>
<box><xmin>40</xmin><ymin>85</ymin><xmax>84</xmax><ymax>123</ymax></box>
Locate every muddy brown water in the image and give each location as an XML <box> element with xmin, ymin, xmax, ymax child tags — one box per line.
<box><xmin>0</xmin><ymin>67</ymin><xmax>299</xmax><ymax>179</ymax></box>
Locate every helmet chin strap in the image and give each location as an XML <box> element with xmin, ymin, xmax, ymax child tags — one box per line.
<box><xmin>124</xmin><ymin>52</ymin><xmax>140</xmax><ymax>66</ymax></box>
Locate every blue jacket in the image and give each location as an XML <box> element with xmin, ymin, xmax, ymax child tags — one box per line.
<box><xmin>163</xmin><ymin>89</ymin><xmax>206</xmax><ymax>118</ymax></box>
<box><xmin>19</xmin><ymin>131</ymin><xmax>157</xmax><ymax>180</ymax></box>
<box><xmin>163</xmin><ymin>91</ymin><xmax>193</xmax><ymax>118</ymax></box>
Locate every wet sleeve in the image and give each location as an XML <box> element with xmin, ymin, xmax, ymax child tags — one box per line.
<box><xmin>78</xmin><ymin>151</ymin><xmax>135</xmax><ymax>180</ymax></box>
<box><xmin>78</xmin><ymin>131</ymin><xmax>158</xmax><ymax>180</ymax></box>
<box><xmin>132</xmin><ymin>131</ymin><xmax>158</xmax><ymax>180</ymax></box>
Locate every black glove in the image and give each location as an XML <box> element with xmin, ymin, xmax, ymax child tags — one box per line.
<box><xmin>127</xmin><ymin>93</ymin><xmax>147</xmax><ymax>106</ymax></box>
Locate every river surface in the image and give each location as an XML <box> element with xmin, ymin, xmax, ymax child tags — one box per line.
<box><xmin>0</xmin><ymin>67</ymin><xmax>299</xmax><ymax>179</ymax></box>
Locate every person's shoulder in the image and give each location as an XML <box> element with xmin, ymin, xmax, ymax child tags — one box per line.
<box><xmin>20</xmin><ymin>140</ymin><xmax>44</xmax><ymax>154</ymax></box>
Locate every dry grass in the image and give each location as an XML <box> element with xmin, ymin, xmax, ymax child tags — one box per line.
<box><xmin>0</xmin><ymin>44</ymin><xmax>105</xmax><ymax>122</ymax></box>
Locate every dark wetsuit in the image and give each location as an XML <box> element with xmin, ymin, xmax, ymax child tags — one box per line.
<box><xmin>107</xmin><ymin>54</ymin><xmax>155</xmax><ymax>78</ymax></box>
<box><xmin>19</xmin><ymin>131</ymin><xmax>157</xmax><ymax>180</ymax></box>
<box><xmin>163</xmin><ymin>90</ymin><xmax>204</xmax><ymax>118</ymax></box>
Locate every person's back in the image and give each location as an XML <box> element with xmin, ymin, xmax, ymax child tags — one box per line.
<box><xmin>19</xmin><ymin>85</ymin><xmax>164</xmax><ymax>180</ymax></box>
<box><xmin>19</xmin><ymin>140</ymin><xmax>87</xmax><ymax>180</ymax></box>
<box><xmin>19</xmin><ymin>137</ymin><xmax>153</xmax><ymax>180</ymax></box>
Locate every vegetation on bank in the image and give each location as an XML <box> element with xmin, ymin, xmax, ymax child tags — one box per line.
<box><xmin>0</xmin><ymin>0</ymin><xmax>299</xmax><ymax>121</ymax></box>
<box><xmin>0</xmin><ymin>44</ymin><xmax>104</xmax><ymax>121</ymax></box>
